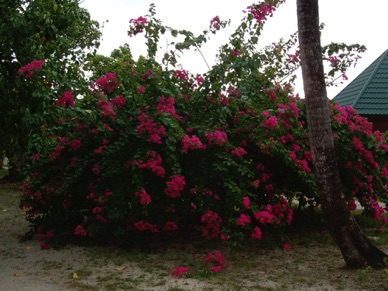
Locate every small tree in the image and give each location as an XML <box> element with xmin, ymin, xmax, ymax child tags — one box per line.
<box><xmin>0</xmin><ymin>0</ymin><xmax>101</xmax><ymax>177</ymax></box>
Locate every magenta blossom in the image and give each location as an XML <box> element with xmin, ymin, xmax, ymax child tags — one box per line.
<box><xmin>56</xmin><ymin>91</ymin><xmax>75</xmax><ymax>108</ymax></box>
<box><xmin>18</xmin><ymin>60</ymin><xmax>45</xmax><ymax>78</ymax></box>
<box><xmin>171</xmin><ymin>266</ymin><xmax>194</xmax><ymax>278</ymax></box>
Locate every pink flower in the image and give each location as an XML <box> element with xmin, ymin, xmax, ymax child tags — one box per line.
<box><xmin>70</xmin><ymin>139</ymin><xmax>82</xmax><ymax>151</ymax></box>
<box><xmin>74</xmin><ymin>225</ymin><xmax>87</xmax><ymax>236</ymax></box>
<box><xmin>164</xmin><ymin>175</ymin><xmax>186</xmax><ymax>198</ymax></box>
<box><xmin>93</xmin><ymin>72</ymin><xmax>120</xmax><ymax>92</ymax></box>
<box><xmin>348</xmin><ymin>199</ymin><xmax>357</xmax><ymax>211</ymax></box>
<box><xmin>171</xmin><ymin>266</ymin><xmax>194</xmax><ymax>278</ymax></box>
<box><xmin>134</xmin><ymin>220</ymin><xmax>159</xmax><ymax>232</ymax></box>
<box><xmin>283</xmin><ymin>243</ymin><xmax>292</xmax><ymax>251</ymax></box>
<box><xmin>205</xmin><ymin>251</ymin><xmax>225</xmax><ymax>272</ymax></box>
<box><xmin>210</xmin><ymin>265</ymin><xmax>223</xmax><ymax>272</ymax></box>
<box><xmin>142</xmin><ymin>69</ymin><xmax>153</xmax><ymax>79</ymax></box>
<box><xmin>262</xmin><ymin>115</ymin><xmax>278</xmax><ymax>130</ymax></box>
<box><xmin>200</xmin><ymin>210</ymin><xmax>222</xmax><ymax>239</ymax></box>
<box><xmin>50</xmin><ymin>145</ymin><xmax>64</xmax><ymax>161</ymax></box>
<box><xmin>206</xmin><ymin>130</ymin><xmax>228</xmax><ymax>146</ymax></box>
<box><xmin>243</xmin><ymin>196</ymin><xmax>251</xmax><ymax>210</ymax></box>
<box><xmin>221</xmin><ymin>234</ymin><xmax>230</xmax><ymax>241</ymax></box>
<box><xmin>231</xmin><ymin>147</ymin><xmax>247</xmax><ymax>157</ymax></box>
<box><xmin>135</xmin><ymin>151</ymin><xmax>165</xmax><ymax>177</ymax></box>
<box><xmin>210</xmin><ymin>16</ymin><xmax>221</xmax><ymax>30</ymax></box>
<box><xmin>111</xmin><ymin>95</ymin><xmax>126</xmax><ymax>109</ymax></box>
<box><xmin>92</xmin><ymin>206</ymin><xmax>103</xmax><ymax>214</ymax></box>
<box><xmin>136</xmin><ymin>113</ymin><xmax>166</xmax><ymax>144</ymax></box>
<box><xmin>196</xmin><ymin>74</ymin><xmax>205</xmax><ymax>84</ymax></box>
<box><xmin>98</xmin><ymin>100</ymin><xmax>116</xmax><ymax>119</ymax></box>
<box><xmin>137</xmin><ymin>85</ymin><xmax>146</xmax><ymax>94</ymax></box>
<box><xmin>236</xmin><ymin>213</ymin><xmax>251</xmax><ymax>227</ymax></box>
<box><xmin>156</xmin><ymin>96</ymin><xmax>181</xmax><ymax>120</ymax></box>
<box><xmin>128</xmin><ymin>16</ymin><xmax>148</xmax><ymax>36</ymax></box>
<box><xmin>174</xmin><ymin>69</ymin><xmax>189</xmax><ymax>80</ymax></box>
<box><xmin>251</xmin><ymin>226</ymin><xmax>263</xmax><ymax>240</ymax></box>
<box><xmin>92</xmin><ymin>164</ymin><xmax>100</xmax><ymax>175</ymax></box>
<box><xmin>56</xmin><ymin>91</ymin><xmax>75</xmax><ymax>108</ymax></box>
<box><xmin>164</xmin><ymin>221</ymin><xmax>178</xmax><ymax>231</ymax></box>
<box><xmin>245</xmin><ymin>2</ymin><xmax>277</xmax><ymax>24</ymax></box>
<box><xmin>182</xmin><ymin>134</ymin><xmax>205</xmax><ymax>151</ymax></box>
<box><xmin>254</xmin><ymin>210</ymin><xmax>275</xmax><ymax>225</ymax></box>
<box><xmin>18</xmin><ymin>60</ymin><xmax>45</xmax><ymax>78</ymax></box>
<box><xmin>136</xmin><ymin>188</ymin><xmax>152</xmax><ymax>205</ymax></box>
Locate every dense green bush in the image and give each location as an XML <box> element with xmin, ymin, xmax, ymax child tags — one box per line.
<box><xmin>19</xmin><ymin>1</ymin><xmax>387</xmax><ymax>249</ymax></box>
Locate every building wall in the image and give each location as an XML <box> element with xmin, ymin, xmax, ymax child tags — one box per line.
<box><xmin>364</xmin><ymin>115</ymin><xmax>388</xmax><ymax>132</ymax></box>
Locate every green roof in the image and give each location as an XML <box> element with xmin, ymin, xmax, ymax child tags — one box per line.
<box><xmin>333</xmin><ymin>49</ymin><xmax>388</xmax><ymax>115</ymax></box>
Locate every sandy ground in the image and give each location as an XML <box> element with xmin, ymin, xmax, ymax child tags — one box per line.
<box><xmin>1</xmin><ymin>182</ymin><xmax>388</xmax><ymax>291</ymax></box>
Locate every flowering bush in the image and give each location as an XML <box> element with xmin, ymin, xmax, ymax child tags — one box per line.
<box><xmin>19</xmin><ymin>1</ymin><xmax>387</xmax><ymax>250</ymax></box>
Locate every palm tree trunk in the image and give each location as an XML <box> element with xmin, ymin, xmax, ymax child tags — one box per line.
<box><xmin>297</xmin><ymin>0</ymin><xmax>387</xmax><ymax>268</ymax></box>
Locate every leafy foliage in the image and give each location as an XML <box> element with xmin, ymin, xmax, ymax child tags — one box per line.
<box><xmin>0</xmin><ymin>0</ymin><xmax>101</xmax><ymax>176</ymax></box>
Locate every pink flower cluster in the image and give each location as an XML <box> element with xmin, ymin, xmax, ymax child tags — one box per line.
<box><xmin>133</xmin><ymin>151</ymin><xmax>165</xmax><ymax>177</ymax></box>
<box><xmin>352</xmin><ymin>137</ymin><xmax>379</xmax><ymax>169</ymax></box>
<box><xmin>134</xmin><ymin>220</ymin><xmax>158</xmax><ymax>232</ymax></box>
<box><xmin>245</xmin><ymin>1</ymin><xmax>277</xmax><ymax>24</ymax></box>
<box><xmin>199</xmin><ymin>210</ymin><xmax>222</xmax><ymax>239</ymax></box>
<box><xmin>251</xmin><ymin>226</ymin><xmax>263</xmax><ymax>240</ymax></box>
<box><xmin>237</xmin><ymin>213</ymin><xmax>251</xmax><ymax>227</ymax></box>
<box><xmin>74</xmin><ymin>225</ymin><xmax>87</xmax><ymax>236</ymax></box>
<box><xmin>156</xmin><ymin>97</ymin><xmax>181</xmax><ymax>120</ymax></box>
<box><xmin>231</xmin><ymin>147</ymin><xmax>247</xmax><ymax>157</ymax></box>
<box><xmin>98</xmin><ymin>100</ymin><xmax>116</xmax><ymax>119</ymax></box>
<box><xmin>348</xmin><ymin>198</ymin><xmax>357</xmax><ymax>211</ymax></box>
<box><xmin>205</xmin><ymin>251</ymin><xmax>226</xmax><ymax>273</ymax></box>
<box><xmin>56</xmin><ymin>91</ymin><xmax>75</xmax><ymax>108</ymax></box>
<box><xmin>18</xmin><ymin>60</ymin><xmax>45</xmax><ymax>78</ymax></box>
<box><xmin>128</xmin><ymin>16</ymin><xmax>148</xmax><ymax>36</ymax></box>
<box><xmin>38</xmin><ymin>229</ymin><xmax>55</xmax><ymax>249</ymax></box>
<box><xmin>171</xmin><ymin>266</ymin><xmax>194</xmax><ymax>278</ymax></box>
<box><xmin>93</xmin><ymin>72</ymin><xmax>120</xmax><ymax>93</ymax></box>
<box><xmin>210</xmin><ymin>16</ymin><xmax>221</xmax><ymax>30</ymax></box>
<box><xmin>181</xmin><ymin>134</ymin><xmax>205</xmax><ymax>151</ymax></box>
<box><xmin>289</xmin><ymin>151</ymin><xmax>311</xmax><ymax>173</ymax></box>
<box><xmin>332</xmin><ymin>104</ymin><xmax>373</xmax><ymax>136</ymax></box>
<box><xmin>243</xmin><ymin>196</ymin><xmax>251</xmax><ymax>209</ymax></box>
<box><xmin>164</xmin><ymin>175</ymin><xmax>186</xmax><ymax>198</ymax></box>
<box><xmin>135</xmin><ymin>188</ymin><xmax>152</xmax><ymax>205</ymax></box>
<box><xmin>50</xmin><ymin>145</ymin><xmax>64</xmax><ymax>161</ymax></box>
<box><xmin>164</xmin><ymin>221</ymin><xmax>178</xmax><ymax>231</ymax></box>
<box><xmin>70</xmin><ymin>139</ymin><xmax>82</xmax><ymax>151</ymax></box>
<box><xmin>174</xmin><ymin>69</ymin><xmax>190</xmax><ymax>81</ymax></box>
<box><xmin>262</xmin><ymin>111</ymin><xmax>278</xmax><ymax>130</ymax></box>
<box><xmin>369</xmin><ymin>198</ymin><xmax>387</xmax><ymax>223</ymax></box>
<box><xmin>136</xmin><ymin>113</ymin><xmax>166</xmax><ymax>144</ymax></box>
<box><xmin>111</xmin><ymin>95</ymin><xmax>126</xmax><ymax>109</ymax></box>
<box><xmin>205</xmin><ymin>130</ymin><xmax>228</xmax><ymax>146</ymax></box>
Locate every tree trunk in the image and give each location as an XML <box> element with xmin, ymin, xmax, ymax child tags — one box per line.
<box><xmin>296</xmin><ymin>0</ymin><xmax>387</xmax><ymax>268</ymax></box>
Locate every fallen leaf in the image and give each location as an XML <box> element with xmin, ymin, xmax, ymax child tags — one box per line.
<box><xmin>384</xmin><ymin>268</ymin><xmax>388</xmax><ymax>274</ymax></box>
<box><xmin>12</xmin><ymin>272</ymin><xmax>21</xmax><ymax>277</ymax></box>
<box><xmin>114</xmin><ymin>266</ymin><xmax>126</xmax><ymax>271</ymax></box>
<box><xmin>72</xmin><ymin>272</ymin><xmax>79</xmax><ymax>279</ymax></box>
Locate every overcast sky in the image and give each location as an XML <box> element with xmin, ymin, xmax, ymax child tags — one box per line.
<box><xmin>80</xmin><ymin>0</ymin><xmax>388</xmax><ymax>99</ymax></box>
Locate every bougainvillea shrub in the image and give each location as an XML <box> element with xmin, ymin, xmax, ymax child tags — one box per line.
<box><xmin>19</xmin><ymin>1</ymin><xmax>387</xmax><ymax>249</ymax></box>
